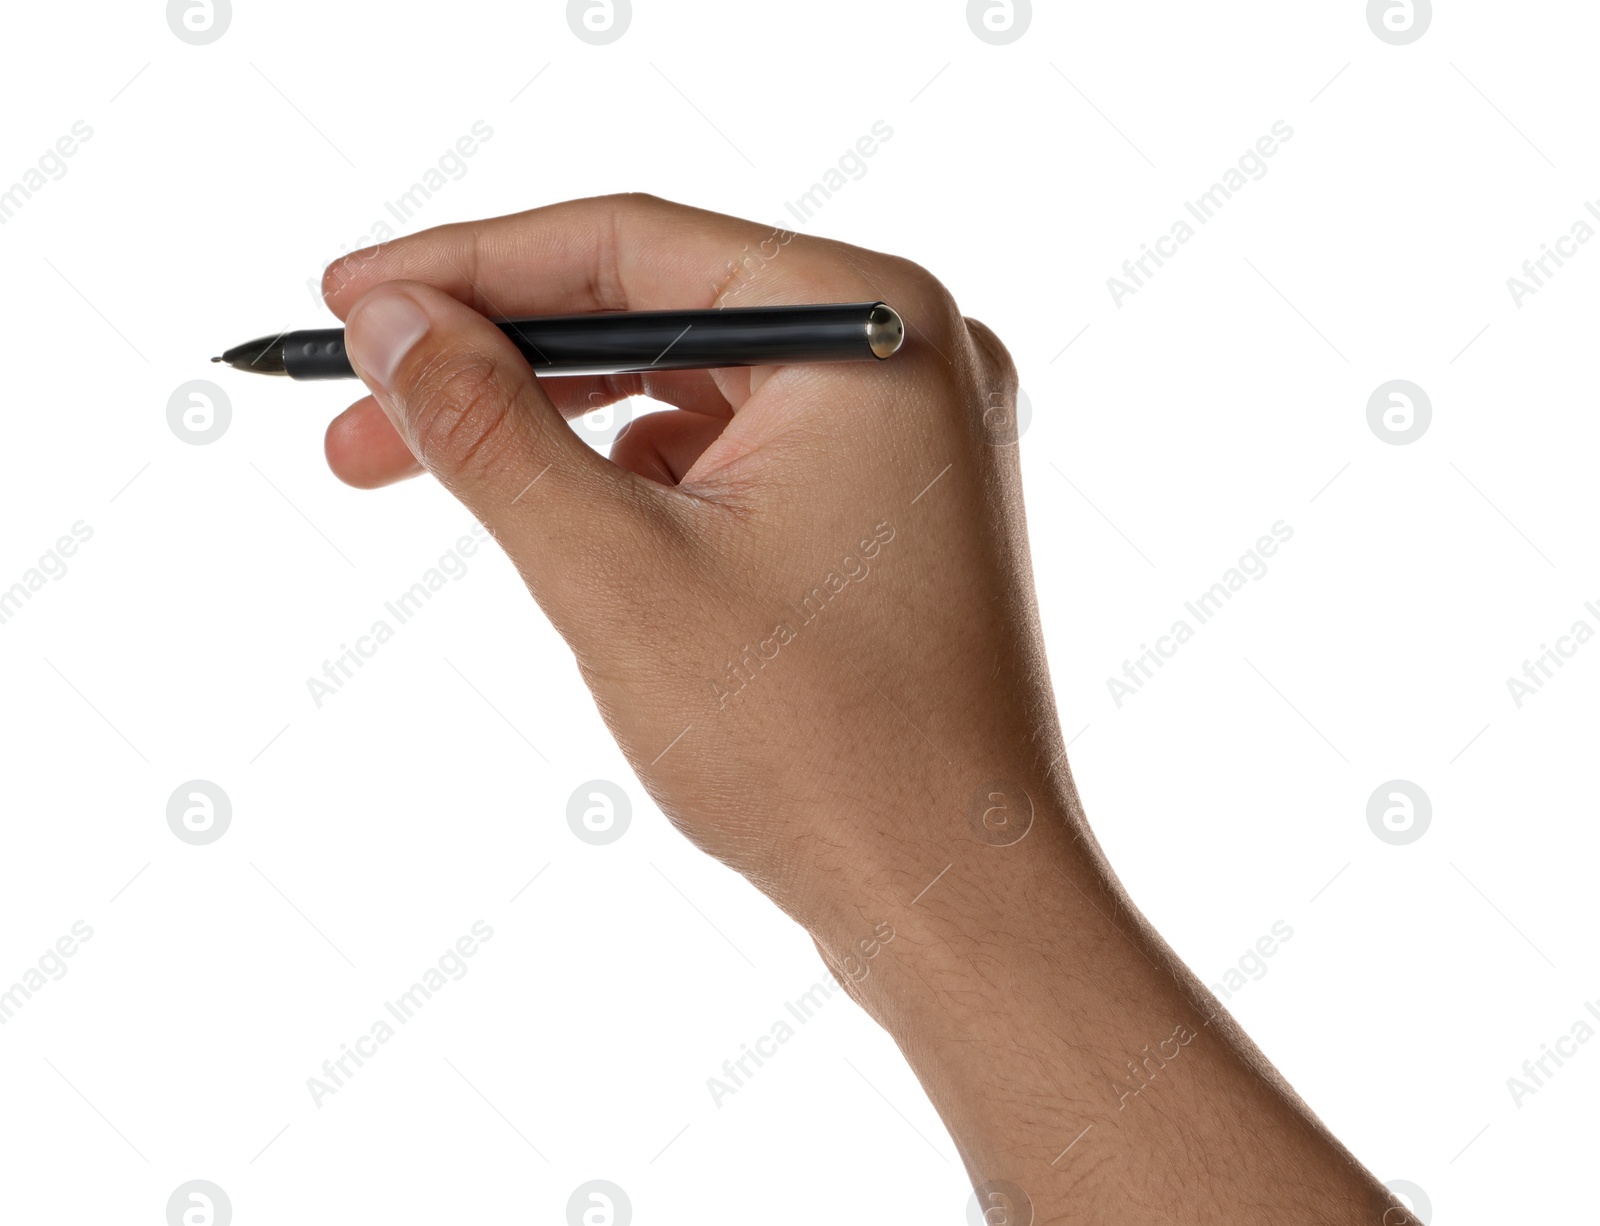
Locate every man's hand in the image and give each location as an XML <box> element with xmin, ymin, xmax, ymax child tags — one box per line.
<box><xmin>326</xmin><ymin>193</ymin><xmax>1055</xmax><ymax>944</ymax></box>
<box><xmin>323</xmin><ymin>193</ymin><xmax>1405</xmax><ymax>1224</ymax></box>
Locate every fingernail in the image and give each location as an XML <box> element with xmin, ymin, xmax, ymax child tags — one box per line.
<box><xmin>346</xmin><ymin>289</ymin><xmax>430</xmax><ymax>389</ymax></box>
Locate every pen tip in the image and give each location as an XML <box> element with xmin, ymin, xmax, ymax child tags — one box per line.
<box><xmin>216</xmin><ymin>335</ymin><xmax>290</xmax><ymax>375</ymax></box>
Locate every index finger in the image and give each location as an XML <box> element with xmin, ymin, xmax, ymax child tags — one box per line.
<box><xmin>319</xmin><ymin>193</ymin><xmax>955</xmax><ymax>338</ymax></box>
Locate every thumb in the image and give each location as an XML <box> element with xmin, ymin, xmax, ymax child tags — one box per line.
<box><xmin>343</xmin><ymin>281</ymin><xmax>664</xmax><ymax>613</ymax></box>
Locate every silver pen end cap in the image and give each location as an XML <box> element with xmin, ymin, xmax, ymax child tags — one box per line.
<box><xmin>866</xmin><ymin>303</ymin><xmax>905</xmax><ymax>359</ymax></box>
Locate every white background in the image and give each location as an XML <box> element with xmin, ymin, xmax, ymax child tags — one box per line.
<box><xmin>0</xmin><ymin>2</ymin><xmax>1593</xmax><ymax>1222</ymax></box>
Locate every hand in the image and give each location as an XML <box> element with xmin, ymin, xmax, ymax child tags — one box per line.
<box><xmin>322</xmin><ymin>194</ymin><xmax>1404</xmax><ymax>1224</ymax></box>
<box><xmin>323</xmin><ymin>193</ymin><xmax>1066</xmax><ymax>943</ymax></box>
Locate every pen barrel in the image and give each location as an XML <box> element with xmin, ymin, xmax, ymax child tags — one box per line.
<box><xmin>501</xmin><ymin>302</ymin><xmax>893</xmax><ymax>376</ymax></box>
<box><xmin>281</xmin><ymin>302</ymin><xmax>900</xmax><ymax>379</ymax></box>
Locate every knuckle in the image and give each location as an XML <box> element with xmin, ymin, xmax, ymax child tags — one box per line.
<box><xmin>885</xmin><ymin>255</ymin><xmax>960</xmax><ymax>313</ymax></box>
<box><xmin>878</xmin><ymin>254</ymin><xmax>965</xmax><ymax>345</ymax></box>
<box><xmin>964</xmin><ymin>316</ymin><xmax>1024</xmax><ymax>446</ymax></box>
<box><xmin>965</xmin><ymin>316</ymin><xmax>1019</xmax><ymax>391</ymax></box>
<box><xmin>405</xmin><ymin>350</ymin><xmax>519</xmax><ymax>477</ymax></box>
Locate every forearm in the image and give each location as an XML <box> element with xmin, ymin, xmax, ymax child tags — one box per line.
<box><xmin>813</xmin><ymin>775</ymin><xmax>1398</xmax><ymax>1225</ymax></box>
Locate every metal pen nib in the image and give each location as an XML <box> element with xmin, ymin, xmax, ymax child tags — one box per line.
<box><xmin>214</xmin><ymin>335</ymin><xmax>290</xmax><ymax>375</ymax></box>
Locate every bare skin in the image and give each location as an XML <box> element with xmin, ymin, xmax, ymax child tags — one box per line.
<box><xmin>322</xmin><ymin>194</ymin><xmax>1413</xmax><ymax>1225</ymax></box>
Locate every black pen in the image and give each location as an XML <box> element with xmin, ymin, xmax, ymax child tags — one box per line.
<box><xmin>214</xmin><ymin>301</ymin><xmax>904</xmax><ymax>380</ymax></box>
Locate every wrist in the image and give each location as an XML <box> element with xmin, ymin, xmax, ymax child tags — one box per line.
<box><xmin>800</xmin><ymin>766</ymin><xmax>1091</xmax><ymax>987</ymax></box>
<box><xmin>805</xmin><ymin>767</ymin><xmax>1106</xmax><ymax>1042</ymax></box>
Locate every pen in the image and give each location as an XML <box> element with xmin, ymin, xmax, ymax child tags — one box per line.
<box><xmin>214</xmin><ymin>301</ymin><xmax>904</xmax><ymax>380</ymax></box>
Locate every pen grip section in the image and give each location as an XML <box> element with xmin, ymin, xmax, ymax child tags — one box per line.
<box><xmin>283</xmin><ymin>331</ymin><xmax>356</xmax><ymax>379</ymax></box>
